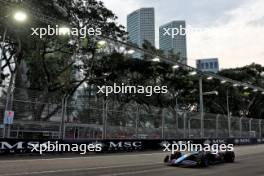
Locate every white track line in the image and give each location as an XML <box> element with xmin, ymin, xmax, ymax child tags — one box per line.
<box><xmin>0</xmin><ymin>162</ymin><xmax>163</xmax><ymax>176</ymax></box>
<box><xmin>0</xmin><ymin>152</ymin><xmax>165</xmax><ymax>163</ymax></box>
<box><xmin>98</xmin><ymin>167</ymin><xmax>175</xmax><ymax>176</ymax></box>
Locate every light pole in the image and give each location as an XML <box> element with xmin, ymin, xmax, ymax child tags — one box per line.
<box><xmin>199</xmin><ymin>74</ymin><xmax>219</xmax><ymax>139</ymax></box>
<box><xmin>201</xmin><ymin>90</ymin><xmax>219</xmax><ymax>138</ymax></box>
<box><xmin>1</xmin><ymin>11</ymin><xmax>27</xmax><ymax>138</ymax></box>
<box><xmin>0</xmin><ymin>11</ymin><xmax>27</xmax><ymax>83</ymax></box>
<box><xmin>0</xmin><ymin>26</ymin><xmax>7</xmax><ymax>84</ymax></box>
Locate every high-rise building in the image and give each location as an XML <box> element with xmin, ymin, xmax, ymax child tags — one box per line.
<box><xmin>127</xmin><ymin>8</ymin><xmax>155</xmax><ymax>56</ymax></box>
<box><xmin>159</xmin><ymin>21</ymin><xmax>187</xmax><ymax>64</ymax></box>
<box><xmin>196</xmin><ymin>58</ymin><xmax>219</xmax><ymax>73</ymax></box>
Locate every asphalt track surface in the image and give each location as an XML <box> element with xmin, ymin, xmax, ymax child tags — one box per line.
<box><xmin>0</xmin><ymin>145</ymin><xmax>264</xmax><ymax>176</ymax></box>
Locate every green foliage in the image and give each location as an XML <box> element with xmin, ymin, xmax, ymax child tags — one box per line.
<box><xmin>0</xmin><ymin>0</ymin><xmax>126</xmax><ymax>120</ymax></box>
<box><xmin>203</xmin><ymin>63</ymin><xmax>264</xmax><ymax>118</ymax></box>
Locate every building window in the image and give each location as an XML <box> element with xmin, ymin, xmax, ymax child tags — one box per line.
<box><xmin>205</xmin><ymin>63</ymin><xmax>209</xmax><ymax>69</ymax></box>
<box><xmin>214</xmin><ymin>62</ymin><xmax>218</xmax><ymax>68</ymax></box>
<box><xmin>210</xmin><ymin>62</ymin><xmax>213</xmax><ymax>69</ymax></box>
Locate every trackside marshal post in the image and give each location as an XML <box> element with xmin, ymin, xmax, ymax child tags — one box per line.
<box><xmin>4</xmin><ymin>111</ymin><xmax>14</xmax><ymax>125</ymax></box>
<box><xmin>3</xmin><ymin>111</ymin><xmax>14</xmax><ymax>138</ymax></box>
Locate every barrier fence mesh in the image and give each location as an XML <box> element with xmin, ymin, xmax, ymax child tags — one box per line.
<box><xmin>0</xmin><ymin>86</ymin><xmax>263</xmax><ymax>139</ymax></box>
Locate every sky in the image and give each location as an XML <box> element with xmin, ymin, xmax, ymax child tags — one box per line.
<box><xmin>101</xmin><ymin>0</ymin><xmax>264</xmax><ymax>69</ymax></box>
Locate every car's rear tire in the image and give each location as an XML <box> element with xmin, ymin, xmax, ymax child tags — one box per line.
<box><xmin>200</xmin><ymin>157</ymin><xmax>209</xmax><ymax>167</ymax></box>
<box><xmin>224</xmin><ymin>152</ymin><xmax>235</xmax><ymax>163</ymax></box>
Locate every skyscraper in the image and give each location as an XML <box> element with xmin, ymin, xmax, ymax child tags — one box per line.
<box><xmin>159</xmin><ymin>21</ymin><xmax>187</xmax><ymax>64</ymax></box>
<box><xmin>127</xmin><ymin>8</ymin><xmax>155</xmax><ymax>53</ymax></box>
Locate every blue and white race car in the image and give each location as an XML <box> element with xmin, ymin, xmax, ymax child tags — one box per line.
<box><xmin>164</xmin><ymin>151</ymin><xmax>235</xmax><ymax>167</ymax></box>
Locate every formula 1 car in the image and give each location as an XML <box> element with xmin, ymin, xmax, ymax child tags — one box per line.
<box><xmin>164</xmin><ymin>151</ymin><xmax>235</xmax><ymax>167</ymax></box>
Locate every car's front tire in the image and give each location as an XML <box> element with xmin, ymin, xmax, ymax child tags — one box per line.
<box><xmin>164</xmin><ymin>155</ymin><xmax>170</xmax><ymax>163</ymax></box>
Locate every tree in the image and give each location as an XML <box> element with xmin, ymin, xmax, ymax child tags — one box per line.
<box><xmin>0</xmin><ymin>0</ymin><xmax>126</xmax><ymax>121</ymax></box>
<box><xmin>203</xmin><ymin>63</ymin><xmax>264</xmax><ymax>119</ymax></box>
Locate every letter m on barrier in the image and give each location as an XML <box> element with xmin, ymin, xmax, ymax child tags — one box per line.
<box><xmin>0</xmin><ymin>142</ymin><xmax>24</xmax><ymax>150</ymax></box>
<box><xmin>109</xmin><ymin>142</ymin><xmax>123</xmax><ymax>148</ymax></box>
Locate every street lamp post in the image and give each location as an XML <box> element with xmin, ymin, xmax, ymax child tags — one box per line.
<box><xmin>199</xmin><ymin>75</ymin><xmax>219</xmax><ymax>139</ymax></box>
<box><xmin>0</xmin><ymin>26</ymin><xmax>7</xmax><ymax>84</ymax></box>
<box><xmin>1</xmin><ymin>11</ymin><xmax>28</xmax><ymax>138</ymax></box>
<box><xmin>1</xmin><ymin>27</ymin><xmax>10</xmax><ymax>138</ymax></box>
<box><xmin>0</xmin><ymin>10</ymin><xmax>27</xmax><ymax>83</ymax></box>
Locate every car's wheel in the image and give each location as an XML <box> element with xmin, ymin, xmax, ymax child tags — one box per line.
<box><xmin>224</xmin><ymin>152</ymin><xmax>235</xmax><ymax>163</ymax></box>
<box><xmin>199</xmin><ymin>157</ymin><xmax>209</xmax><ymax>167</ymax></box>
<box><xmin>164</xmin><ymin>155</ymin><xmax>170</xmax><ymax>163</ymax></box>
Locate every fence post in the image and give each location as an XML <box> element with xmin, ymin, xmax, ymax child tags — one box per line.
<box><xmin>64</xmin><ymin>96</ymin><xmax>69</xmax><ymax>139</ymax></box>
<box><xmin>228</xmin><ymin>116</ymin><xmax>232</xmax><ymax>138</ymax></box>
<box><xmin>259</xmin><ymin>119</ymin><xmax>262</xmax><ymax>139</ymax></box>
<box><xmin>2</xmin><ymin>124</ymin><xmax>6</xmax><ymax>138</ymax></box>
<box><xmin>102</xmin><ymin>99</ymin><xmax>104</xmax><ymax>139</ymax></box>
<box><xmin>175</xmin><ymin>93</ymin><xmax>178</xmax><ymax>132</ymax></box>
<box><xmin>216</xmin><ymin>114</ymin><xmax>219</xmax><ymax>138</ymax></box>
<box><xmin>249</xmin><ymin>118</ymin><xmax>252</xmax><ymax>131</ymax></box>
<box><xmin>102</xmin><ymin>98</ymin><xmax>108</xmax><ymax>139</ymax></box>
<box><xmin>161</xmin><ymin>109</ymin><xmax>165</xmax><ymax>139</ymax></box>
<box><xmin>239</xmin><ymin>117</ymin><xmax>243</xmax><ymax>137</ymax></box>
<box><xmin>59</xmin><ymin>94</ymin><xmax>68</xmax><ymax>140</ymax></box>
<box><xmin>183</xmin><ymin>113</ymin><xmax>187</xmax><ymax>139</ymax></box>
<box><xmin>3</xmin><ymin>82</ymin><xmax>14</xmax><ymax>138</ymax></box>
<box><xmin>135</xmin><ymin>104</ymin><xmax>140</xmax><ymax>139</ymax></box>
<box><xmin>226</xmin><ymin>88</ymin><xmax>231</xmax><ymax>138</ymax></box>
<box><xmin>199</xmin><ymin>76</ymin><xmax>204</xmax><ymax>138</ymax></box>
<box><xmin>249</xmin><ymin>118</ymin><xmax>252</xmax><ymax>137</ymax></box>
<box><xmin>102</xmin><ymin>99</ymin><xmax>105</xmax><ymax>139</ymax></box>
<box><xmin>59</xmin><ymin>96</ymin><xmax>65</xmax><ymax>139</ymax></box>
<box><xmin>105</xmin><ymin>99</ymin><xmax>108</xmax><ymax>139</ymax></box>
<box><xmin>188</xmin><ymin>117</ymin><xmax>191</xmax><ymax>138</ymax></box>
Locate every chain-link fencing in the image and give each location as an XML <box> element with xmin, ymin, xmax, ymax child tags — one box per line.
<box><xmin>0</xmin><ymin>87</ymin><xmax>263</xmax><ymax>140</ymax></box>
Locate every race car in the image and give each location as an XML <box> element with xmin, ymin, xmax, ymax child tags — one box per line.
<box><xmin>164</xmin><ymin>151</ymin><xmax>235</xmax><ymax>167</ymax></box>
